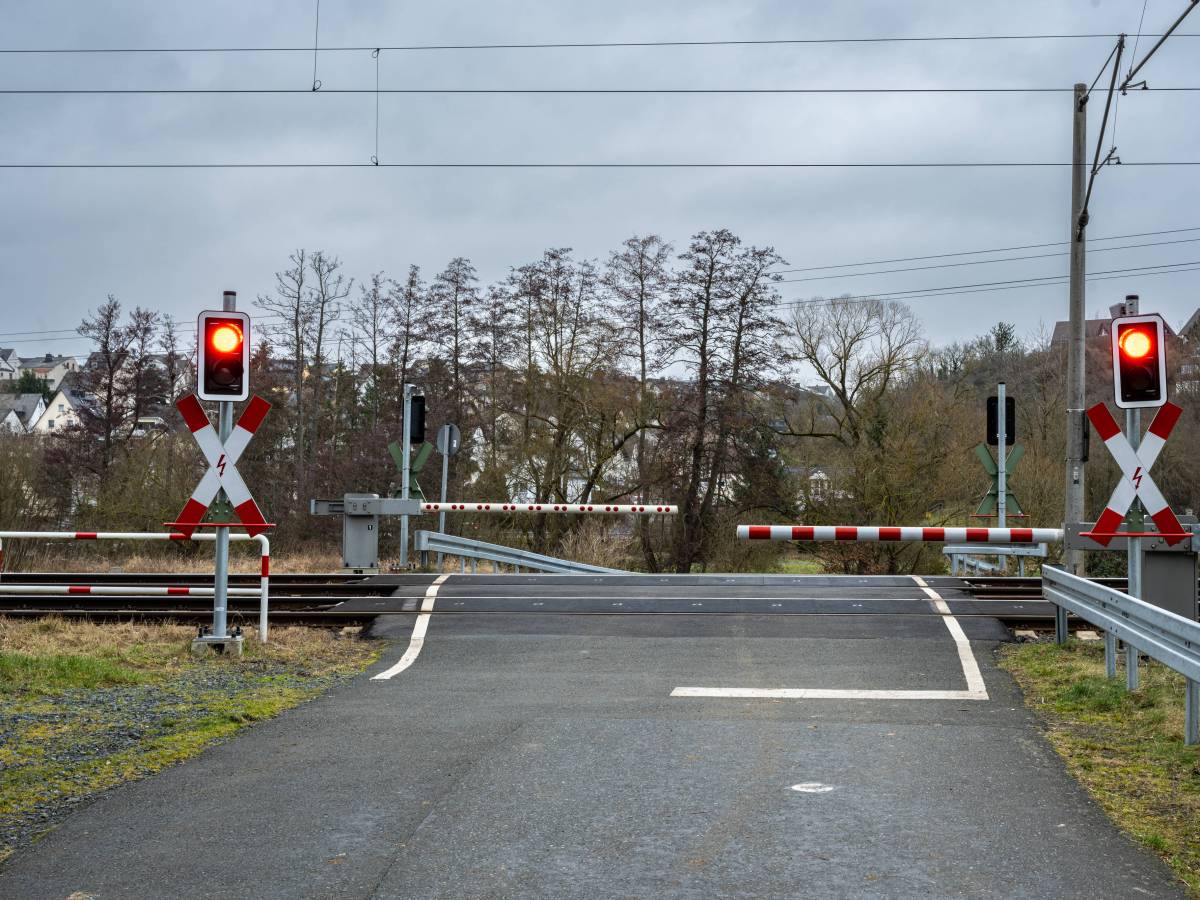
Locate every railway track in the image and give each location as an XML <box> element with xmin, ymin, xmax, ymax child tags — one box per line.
<box><xmin>0</xmin><ymin>572</ymin><xmax>393</xmax><ymax>625</ymax></box>
<box><xmin>0</xmin><ymin>573</ymin><xmax>1163</xmax><ymax>629</ymax></box>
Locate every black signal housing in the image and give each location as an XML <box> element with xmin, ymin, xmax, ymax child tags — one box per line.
<box><xmin>197</xmin><ymin>310</ymin><xmax>251</xmax><ymax>401</ymax></box>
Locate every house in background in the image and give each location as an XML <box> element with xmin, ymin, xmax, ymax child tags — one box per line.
<box><xmin>31</xmin><ymin>387</ymin><xmax>90</xmax><ymax>434</ymax></box>
<box><xmin>0</xmin><ymin>348</ymin><xmax>19</xmax><ymax>383</ymax></box>
<box><xmin>18</xmin><ymin>353</ymin><xmax>78</xmax><ymax>390</ymax></box>
<box><xmin>0</xmin><ymin>393</ymin><xmax>48</xmax><ymax>434</ymax></box>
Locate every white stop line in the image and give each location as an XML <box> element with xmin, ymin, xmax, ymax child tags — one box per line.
<box><xmin>670</xmin><ymin>576</ymin><xmax>989</xmax><ymax>702</ymax></box>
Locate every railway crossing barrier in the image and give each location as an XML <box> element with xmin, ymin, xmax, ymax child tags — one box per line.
<box><xmin>0</xmin><ymin>531</ymin><xmax>271</xmax><ymax>643</ymax></box>
<box><xmin>313</xmin><ymin>493</ymin><xmax>675</xmax><ymax>572</ymax></box>
<box><xmin>1043</xmin><ymin>565</ymin><xmax>1200</xmax><ymax>745</ymax></box>
<box><xmin>737</xmin><ymin>525</ymin><xmax>1064</xmax><ymax>543</ymax></box>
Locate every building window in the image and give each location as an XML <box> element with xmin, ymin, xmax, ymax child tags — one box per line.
<box><xmin>47</xmin><ymin>419</ymin><xmax>55</xmax><ymax>429</ymax></box>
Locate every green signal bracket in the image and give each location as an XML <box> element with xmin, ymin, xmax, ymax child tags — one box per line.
<box><xmin>973</xmin><ymin>443</ymin><xmax>1025</xmax><ymax>517</ymax></box>
<box><xmin>387</xmin><ymin>440</ymin><xmax>433</xmax><ymax>502</ymax></box>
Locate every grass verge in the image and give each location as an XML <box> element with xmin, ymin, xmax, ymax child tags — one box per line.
<box><xmin>1000</xmin><ymin>639</ymin><xmax>1200</xmax><ymax>895</ymax></box>
<box><xmin>0</xmin><ymin>617</ymin><xmax>379</xmax><ymax>865</ymax></box>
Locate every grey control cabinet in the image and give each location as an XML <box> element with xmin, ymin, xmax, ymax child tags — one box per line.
<box><xmin>1144</xmin><ymin>550</ymin><xmax>1199</xmax><ymax>621</ymax></box>
<box><xmin>310</xmin><ymin>493</ymin><xmax>426</xmax><ymax>572</ymax></box>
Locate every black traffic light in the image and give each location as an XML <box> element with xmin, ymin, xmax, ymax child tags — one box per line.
<box><xmin>409</xmin><ymin>395</ymin><xmax>426</xmax><ymax>444</ymax></box>
<box><xmin>197</xmin><ymin>310</ymin><xmax>250</xmax><ymax>402</ymax></box>
<box><xmin>1111</xmin><ymin>313</ymin><xmax>1166</xmax><ymax>409</ymax></box>
<box><xmin>986</xmin><ymin>396</ymin><xmax>1015</xmax><ymax>446</ymax></box>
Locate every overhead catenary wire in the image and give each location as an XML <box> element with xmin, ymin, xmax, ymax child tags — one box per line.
<box><xmin>2</xmin><ymin>161</ymin><xmax>1200</xmax><ymax>169</ymax></box>
<box><xmin>774</xmin><ymin>235</ymin><xmax>1200</xmax><ymax>282</ymax></box>
<box><xmin>1121</xmin><ymin>0</ymin><xmax>1200</xmax><ymax>91</ymax></box>
<box><xmin>771</xmin><ymin>225</ymin><xmax>1200</xmax><ymax>273</ymax></box>
<box><xmin>6</xmin><ymin>85</ymin><xmax>1200</xmax><ymax>94</ymax></box>
<box><xmin>2</xmin><ymin>34</ymin><xmax>1199</xmax><ymax>53</ymax></box>
<box><xmin>777</xmin><ymin>259</ymin><xmax>1200</xmax><ymax>309</ymax></box>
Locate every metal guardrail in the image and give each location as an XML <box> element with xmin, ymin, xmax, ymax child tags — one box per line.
<box><xmin>1043</xmin><ymin>565</ymin><xmax>1200</xmax><ymax>745</ymax></box>
<box><xmin>413</xmin><ymin>530</ymin><xmax>627</xmax><ymax>575</ymax></box>
<box><xmin>944</xmin><ymin>542</ymin><xmax>1048</xmax><ymax>576</ymax></box>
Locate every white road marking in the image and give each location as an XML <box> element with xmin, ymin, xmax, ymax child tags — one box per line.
<box><xmin>791</xmin><ymin>783</ymin><xmax>836</xmax><ymax>793</ymax></box>
<box><xmin>371</xmin><ymin>574</ymin><xmax>451</xmax><ymax>681</ymax></box>
<box><xmin>670</xmin><ymin>575</ymin><xmax>989</xmax><ymax>702</ymax></box>
<box><xmin>671</xmin><ymin>687</ymin><xmax>985</xmax><ymax>700</ymax></box>
<box><xmin>911</xmin><ymin>575</ymin><xmax>987</xmax><ymax>697</ymax></box>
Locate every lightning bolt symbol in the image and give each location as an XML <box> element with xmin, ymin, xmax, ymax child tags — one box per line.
<box><xmin>1132</xmin><ymin>466</ymin><xmax>1143</xmax><ymax>490</ymax></box>
<box><xmin>217</xmin><ymin>454</ymin><xmax>227</xmax><ymax>478</ymax></box>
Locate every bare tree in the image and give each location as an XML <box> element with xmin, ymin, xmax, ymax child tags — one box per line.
<box><xmin>605</xmin><ymin>234</ymin><xmax>672</xmax><ymax>497</ymax></box>
<box><xmin>76</xmin><ymin>295</ymin><xmax>133</xmax><ymax>470</ymax></box>
<box><xmin>429</xmin><ymin>257</ymin><xmax>478</xmax><ymax>426</ymax></box>
<box><xmin>388</xmin><ymin>265</ymin><xmax>427</xmax><ymax>410</ymax></box>
<box><xmin>257</xmin><ymin>250</ymin><xmax>312</xmax><ymax>498</ymax></box>
<box><xmin>306</xmin><ymin>250</ymin><xmax>351</xmax><ymax>464</ymax></box>
<box><xmin>785</xmin><ymin>297</ymin><xmax>926</xmax><ymax>446</ymax></box>
<box><xmin>468</xmin><ymin>282</ymin><xmax>518</xmax><ymax>475</ymax></box>
<box><xmin>158</xmin><ymin>314</ymin><xmax>185</xmax><ymax>406</ymax></box>
<box><xmin>122</xmin><ymin>306</ymin><xmax>164</xmax><ymax>435</ymax></box>
<box><xmin>349</xmin><ymin>271</ymin><xmax>389</xmax><ymax>428</ymax></box>
<box><xmin>666</xmin><ymin>230</ymin><xmax>785</xmax><ymax>572</ymax></box>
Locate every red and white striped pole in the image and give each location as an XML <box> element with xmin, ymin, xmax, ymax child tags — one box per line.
<box><xmin>0</xmin><ymin>531</ymin><xmax>271</xmax><ymax>642</ymax></box>
<box><xmin>0</xmin><ymin>584</ymin><xmax>261</xmax><ymax>597</ymax></box>
<box><xmin>737</xmin><ymin>525</ymin><xmax>1063</xmax><ymax>543</ymax></box>
<box><xmin>421</xmin><ymin>502</ymin><xmax>676</xmax><ymax>515</ymax></box>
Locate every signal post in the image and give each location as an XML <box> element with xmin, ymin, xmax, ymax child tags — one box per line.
<box><xmin>175</xmin><ymin>291</ymin><xmax>271</xmax><ymax>655</ymax></box>
<box><xmin>1059</xmin><ymin>294</ymin><xmax>1198</xmax><ymax>643</ymax></box>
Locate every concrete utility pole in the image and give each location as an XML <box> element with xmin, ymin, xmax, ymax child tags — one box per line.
<box><xmin>1063</xmin><ymin>82</ymin><xmax>1088</xmax><ymax>577</ymax></box>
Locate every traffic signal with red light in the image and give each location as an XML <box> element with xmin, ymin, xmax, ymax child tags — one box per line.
<box><xmin>1110</xmin><ymin>313</ymin><xmax>1166</xmax><ymax>409</ymax></box>
<box><xmin>197</xmin><ymin>310</ymin><xmax>251</xmax><ymax>401</ymax></box>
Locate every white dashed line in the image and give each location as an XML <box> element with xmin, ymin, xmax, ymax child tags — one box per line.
<box><xmin>372</xmin><ymin>574</ymin><xmax>450</xmax><ymax>681</ymax></box>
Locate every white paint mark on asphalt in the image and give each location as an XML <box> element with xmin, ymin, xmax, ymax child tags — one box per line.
<box><xmin>372</xmin><ymin>574</ymin><xmax>451</xmax><ymax>681</ymax></box>
<box><xmin>911</xmin><ymin>575</ymin><xmax>988</xmax><ymax>697</ymax></box>
<box><xmin>671</xmin><ymin>687</ymin><xmax>986</xmax><ymax>700</ymax></box>
<box><xmin>669</xmin><ymin>577</ymin><xmax>989</xmax><ymax>702</ymax></box>
<box><xmin>791</xmin><ymin>783</ymin><xmax>836</xmax><ymax>793</ymax></box>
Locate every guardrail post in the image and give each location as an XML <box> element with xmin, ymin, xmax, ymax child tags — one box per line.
<box><xmin>1055</xmin><ymin>606</ymin><xmax>1069</xmax><ymax>644</ymax></box>
<box><xmin>1104</xmin><ymin>631</ymin><xmax>1117</xmax><ymax>679</ymax></box>
<box><xmin>1187</xmin><ymin>680</ymin><xmax>1199</xmax><ymax>746</ymax></box>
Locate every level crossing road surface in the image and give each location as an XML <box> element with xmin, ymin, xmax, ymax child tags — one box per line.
<box><xmin>0</xmin><ymin>574</ymin><xmax>1185</xmax><ymax>898</ymax></box>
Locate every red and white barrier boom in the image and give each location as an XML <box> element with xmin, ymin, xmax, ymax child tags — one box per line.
<box><xmin>421</xmin><ymin>502</ymin><xmax>676</xmax><ymax>515</ymax></box>
<box><xmin>737</xmin><ymin>525</ymin><xmax>1063</xmax><ymax>543</ymax></box>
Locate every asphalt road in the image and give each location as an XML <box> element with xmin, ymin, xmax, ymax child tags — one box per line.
<box><xmin>0</xmin><ymin>574</ymin><xmax>1185</xmax><ymax>899</ymax></box>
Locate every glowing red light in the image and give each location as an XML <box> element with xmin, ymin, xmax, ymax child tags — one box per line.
<box><xmin>209</xmin><ymin>323</ymin><xmax>242</xmax><ymax>354</ymax></box>
<box><xmin>1118</xmin><ymin>327</ymin><xmax>1152</xmax><ymax>360</ymax></box>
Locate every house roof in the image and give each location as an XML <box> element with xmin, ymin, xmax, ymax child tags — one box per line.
<box><xmin>1181</xmin><ymin>308</ymin><xmax>1200</xmax><ymax>342</ymax></box>
<box><xmin>0</xmin><ymin>393</ymin><xmax>44</xmax><ymax>426</ymax></box>
<box><xmin>18</xmin><ymin>353</ymin><xmax>76</xmax><ymax>371</ymax></box>
<box><xmin>1050</xmin><ymin>316</ymin><xmax>1178</xmax><ymax>345</ymax></box>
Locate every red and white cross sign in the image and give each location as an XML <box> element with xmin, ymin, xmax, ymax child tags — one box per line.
<box><xmin>1087</xmin><ymin>401</ymin><xmax>1186</xmax><ymax>546</ymax></box>
<box><xmin>173</xmin><ymin>393</ymin><xmax>271</xmax><ymax>537</ymax></box>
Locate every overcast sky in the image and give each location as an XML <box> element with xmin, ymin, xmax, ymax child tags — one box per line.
<box><xmin>2</xmin><ymin>0</ymin><xmax>1198</xmax><ymax>359</ymax></box>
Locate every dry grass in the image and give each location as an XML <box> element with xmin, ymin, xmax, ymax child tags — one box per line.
<box><xmin>0</xmin><ymin>617</ymin><xmax>371</xmax><ymax>672</ymax></box>
<box><xmin>9</xmin><ymin>548</ymin><xmax>345</xmax><ymax>575</ymax></box>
